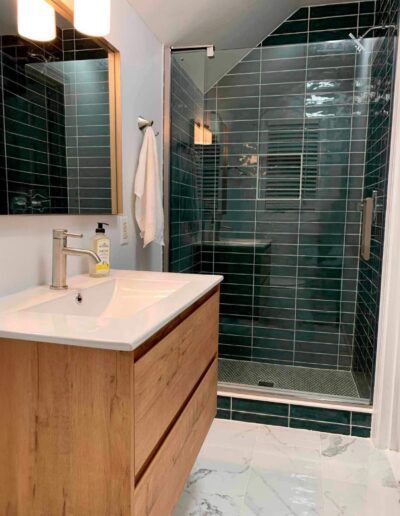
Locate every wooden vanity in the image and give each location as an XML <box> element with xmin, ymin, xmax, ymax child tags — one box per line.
<box><xmin>0</xmin><ymin>286</ymin><xmax>220</xmax><ymax>515</ymax></box>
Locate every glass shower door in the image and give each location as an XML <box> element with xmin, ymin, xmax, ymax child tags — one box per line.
<box><xmin>167</xmin><ymin>24</ymin><xmax>397</xmax><ymax>405</ymax></box>
<box><xmin>168</xmin><ymin>49</ymin><xmax>206</xmax><ymax>274</ymax></box>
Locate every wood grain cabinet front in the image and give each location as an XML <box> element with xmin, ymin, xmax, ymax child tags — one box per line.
<box><xmin>134</xmin><ymin>360</ymin><xmax>217</xmax><ymax>515</ymax></box>
<box><xmin>0</xmin><ymin>287</ymin><xmax>220</xmax><ymax>516</ymax></box>
<box><xmin>134</xmin><ymin>291</ymin><xmax>219</xmax><ymax>477</ymax></box>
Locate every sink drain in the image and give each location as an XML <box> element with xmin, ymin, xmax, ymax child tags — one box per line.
<box><xmin>75</xmin><ymin>293</ymin><xmax>83</xmax><ymax>304</ymax></box>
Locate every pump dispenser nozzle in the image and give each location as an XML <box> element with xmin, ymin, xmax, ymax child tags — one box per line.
<box><xmin>96</xmin><ymin>222</ymin><xmax>109</xmax><ymax>234</ymax></box>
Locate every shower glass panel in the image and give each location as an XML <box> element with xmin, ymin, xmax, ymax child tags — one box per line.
<box><xmin>169</xmin><ymin>50</ymin><xmax>206</xmax><ymax>273</ymax></box>
<box><xmin>202</xmin><ymin>41</ymin><xmax>369</xmax><ymax>403</ymax></box>
<box><xmin>167</xmin><ymin>2</ymin><xmax>398</xmax><ymax>405</ymax></box>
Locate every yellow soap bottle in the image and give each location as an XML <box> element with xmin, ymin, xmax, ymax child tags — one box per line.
<box><xmin>90</xmin><ymin>222</ymin><xmax>111</xmax><ymax>277</ymax></box>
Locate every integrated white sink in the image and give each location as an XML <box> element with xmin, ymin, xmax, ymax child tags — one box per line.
<box><xmin>25</xmin><ymin>277</ymin><xmax>188</xmax><ymax>319</ymax></box>
<box><xmin>0</xmin><ymin>270</ymin><xmax>222</xmax><ymax>351</ymax></box>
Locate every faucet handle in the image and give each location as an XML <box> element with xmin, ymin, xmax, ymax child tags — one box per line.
<box><xmin>52</xmin><ymin>229</ymin><xmax>83</xmax><ymax>240</ymax></box>
<box><xmin>65</xmin><ymin>232</ymin><xmax>83</xmax><ymax>239</ymax></box>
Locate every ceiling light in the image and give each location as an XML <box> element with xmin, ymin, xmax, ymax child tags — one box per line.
<box><xmin>17</xmin><ymin>0</ymin><xmax>56</xmax><ymax>42</ymax></box>
<box><xmin>74</xmin><ymin>0</ymin><xmax>111</xmax><ymax>37</ymax></box>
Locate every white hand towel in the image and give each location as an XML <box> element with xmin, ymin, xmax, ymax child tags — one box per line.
<box><xmin>134</xmin><ymin>126</ymin><xmax>164</xmax><ymax>247</ymax></box>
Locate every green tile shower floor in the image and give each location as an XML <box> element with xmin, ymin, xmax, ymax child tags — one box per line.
<box><xmin>218</xmin><ymin>358</ymin><xmax>362</xmax><ymax>399</ymax></box>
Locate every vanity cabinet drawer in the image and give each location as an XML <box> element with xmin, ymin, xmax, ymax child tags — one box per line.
<box><xmin>134</xmin><ymin>291</ymin><xmax>219</xmax><ymax>476</ymax></box>
<box><xmin>134</xmin><ymin>359</ymin><xmax>217</xmax><ymax>515</ymax></box>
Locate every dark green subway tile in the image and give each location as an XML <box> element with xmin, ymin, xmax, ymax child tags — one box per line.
<box><xmin>310</xmin><ymin>3</ymin><xmax>358</xmax><ymax>18</ymax></box>
<box><xmin>262</xmin><ymin>33</ymin><xmax>308</xmax><ymax>47</ymax></box>
<box><xmin>309</xmin><ymin>29</ymin><xmax>358</xmax><ymax>43</ymax></box>
<box><xmin>252</xmin><ymin>348</ymin><xmax>294</xmax><ymax>363</ymax></box>
<box><xmin>290</xmin><ymin>418</ymin><xmax>350</xmax><ymax>435</ymax></box>
<box><xmin>295</xmin><ymin>352</ymin><xmax>339</xmax><ymax>368</ymax></box>
<box><xmin>217</xmin><ymin>396</ymin><xmax>231</xmax><ymax>410</ymax></box>
<box><xmin>288</xmin><ymin>7</ymin><xmax>308</xmax><ymax>20</ymax></box>
<box><xmin>351</xmin><ymin>426</ymin><xmax>371</xmax><ymax>438</ymax></box>
<box><xmin>273</xmin><ymin>20</ymin><xmax>309</xmax><ymax>35</ymax></box>
<box><xmin>310</xmin><ymin>15</ymin><xmax>358</xmax><ymax>31</ymax></box>
<box><xmin>253</xmin><ymin>338</ymin><xmax>294</xmax><ymax>352</ymax></box>
<box><xmin>219</xmin><ymin>323</ymin><xmax>252</xmax><ymax>337</ymax></box>
<box><xmin>290</xmin><ymin>405</ymin><xmax>351</xmax><ymax>425</ymax></box>
<box><xmin>351</xmin><ymin>412</ymin><xmax>372</xmax><ymax>428</ymax></box>
<box><xmin>216</xmin><ymin>409</ymin><xmax>231</xmax><ymax>420</ymax></box>
<box><xmin>232</xmin><ymin>398</ymin><xmax>289</xmax><ymax>417</ymax></box>
<box><xmin>220</xmin><ymin>335</ymin><xmax>252</xmax><ymax>349</ymax></box>
<box><xmin>359</xmin><ymin>13</ymin><xmax>375</xmax><ymax>28</ymax></box>
<box><xmin>232</xmin><ymin>411</ymin><xmax>289</xmax><ymax>427</ymax></box>
<box><xmin>219</xmin><ymin>344</ymin><xmax>252</xmax><ymax>360</ymax></box>
<box><xmin>360</xmin><ymin>1</ymin><xmax>375</xmax><ymax>14</ymax></box>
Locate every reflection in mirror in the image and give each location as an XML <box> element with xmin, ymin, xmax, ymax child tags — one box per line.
<box><xmin>0</xmin><ymin>2</ymin><xmax>120</xmax><ymax>215</ymax></box>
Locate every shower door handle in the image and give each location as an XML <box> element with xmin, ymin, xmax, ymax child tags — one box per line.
<box><xmin>360</xmin><ymin>197</ymin><xmax>374</xmax><ymax>261</ymax></box>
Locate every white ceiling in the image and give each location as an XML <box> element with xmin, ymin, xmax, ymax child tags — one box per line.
<box><xmin>126</xmin><ymin>0</ymin><xmax>359</xmax><ymax>50</ymax></box>
<box><xmin>1</xmin><ymin>0</ymin><xmax>359</xmax><ymax>50</ymax></box>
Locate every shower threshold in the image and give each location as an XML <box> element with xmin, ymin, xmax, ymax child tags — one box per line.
<box><xmin>218</xmin><ymin>358</ymin><xmax>368</xmax><ymax>403</ymax></box>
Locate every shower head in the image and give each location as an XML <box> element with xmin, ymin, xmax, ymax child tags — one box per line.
<box><xmin>349</xmin><ymin>25</ymin><xmax>397</xmax><ymax>53</ymax></box>
<box><xmin>349</xmin><ymin>33</ymin><xmax>366</xmax><ymax>53</ymax></box>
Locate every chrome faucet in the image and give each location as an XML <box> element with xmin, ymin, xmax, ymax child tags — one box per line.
<box><xmin>51</xmin><ymin>229</ymin><xmax>101</xmax><ymax>290</ymax></box>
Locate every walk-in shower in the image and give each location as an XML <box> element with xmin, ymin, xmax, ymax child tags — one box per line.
<box><xmin>165</xmin><ymin>0</ymin><xmax>399</xmax><ymax>408</ymax></box>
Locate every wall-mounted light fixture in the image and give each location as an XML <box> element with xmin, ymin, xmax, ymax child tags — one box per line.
<box><xmin>17</xmin><ymin>0</ymin><xmax>56</xmax><ymax>42</ymax></box>
<box><xmin>18</xmin><ymin>0</ymin><xmax>111</xmax><ymax>42</ymax></box>
<box><xmin>74</xmin><ymin>0</ymin><xmax>111</xmax><ymax>37</ymax></box>
<box><xmin>194</xmin><ymin>122</ymin><xmax>213</xmax><ymax>146</ymax></box>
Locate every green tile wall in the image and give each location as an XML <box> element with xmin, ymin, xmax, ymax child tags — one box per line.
<box><xmin>353</xmin><ymin>0</ymin><xmax>399</xmax><ymax>399</ymax></box>
<box><xmin>0</xmin><ymin>32</ymin><xmax>67</xmax><ymax>214</ymax></box>
<box><xmin>217</xmin><ymin>395</ymin><xmax>372</xmax><ymax>437</ymax></box>
<box><xmin>62</xmin><ymin>29</ymin><xmax>111</xmax><ymax>214</ymax></box>
<box><xmin>0</xmin><ymin>28</ymin><xmax>111</xmax><ymax>215</ymax></box>
<box><xmin>202</xmin><ymin>2</ymin><xmax>375</xmax><ymax>371</ymax></box>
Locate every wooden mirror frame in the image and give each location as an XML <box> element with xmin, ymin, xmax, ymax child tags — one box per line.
<box><xmin>46</xmin><ymin>0</ymin><xmax>123</xmax><ymax>214</ymax></box>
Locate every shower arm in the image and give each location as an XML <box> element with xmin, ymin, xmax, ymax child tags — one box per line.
<box><xmin>360</xmin><ymin>25</ymin><xmax>396</xmax><ymax>40</ymax></box>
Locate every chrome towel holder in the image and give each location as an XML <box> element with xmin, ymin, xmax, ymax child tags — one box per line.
<box><xmin>138</xmin><ymin>116</ymin><xmax>159</xmax><ymax>136</ymax></box>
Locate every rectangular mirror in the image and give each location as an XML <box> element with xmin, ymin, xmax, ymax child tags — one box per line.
<box><xmin>0</xmin><ymin>0</ymin><xmax>121</xmax><ymax>215</ymax></box>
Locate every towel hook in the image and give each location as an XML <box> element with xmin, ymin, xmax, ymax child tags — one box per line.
<box><xmin>138</xmin><ymin>116</ymin><xmax>159</xmax><ymax>136</ymax></box>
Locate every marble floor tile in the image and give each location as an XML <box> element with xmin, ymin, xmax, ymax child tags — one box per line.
<box><xmin>174</xmin><ymin>489</ymin><xmax>244</xmax><ymax>516</ymax></box>
<box><xmin>244</xmin><ymin>467</ymin><xmax>322</xmax><ymax>515</ymax></box>
<box><xmin>174</xmin><ymin>419</ymin><xmax>400</xmax><ymax>516</ymax></box>
<box><xmin>256</xmin><ymin>425</ymin><xmax>321</xmax><ymax>464</ymax></box>
<box><xmin>185</xmin><ymin>446</ymin><xmax>252</xmax><ymax>497</ymax></box>
<box><xmin>257</xmin><ymin>424</ymin><xmax>322</xmax><ymax>452</ymax></box>
<box><xmin>203</xmin><ymin>419</ymin><xmax>260</xmax><ymax>452</ymax></box>
<box><xmin>322</xmin><ymin>480</ymin><xmax>400</xmax><ymax>516</ymax></box>
<box><xmin>321</xmin><ymin>434</ymin><xmax>397</xmax><ymax>488</ymax></box>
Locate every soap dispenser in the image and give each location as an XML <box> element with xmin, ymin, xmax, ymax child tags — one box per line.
<box><xmin>89</xmin><ymin>222</ymin><xmax>111</xmax><ymax>277</ymax></box>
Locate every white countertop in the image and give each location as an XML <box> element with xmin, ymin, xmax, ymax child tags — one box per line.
<box><xmin>0</xmin><ymin>270</ymin><xmax>223</xmax><ymax>351</ymax></box>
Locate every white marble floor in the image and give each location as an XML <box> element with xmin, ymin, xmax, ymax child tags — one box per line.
<box><xmin>173</xmin><ymin>419</ymin><xmax>400</xmax><ymax>516</ymax></box>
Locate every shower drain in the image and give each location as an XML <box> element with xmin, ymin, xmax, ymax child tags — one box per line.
<box><xmin>258</xmin><ymin>381</ymin><xmax>274</xmax><ymax>388</ymax></box>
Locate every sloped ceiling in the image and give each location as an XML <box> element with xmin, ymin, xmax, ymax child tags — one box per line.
<box><xmin>1</xmin><ymin>0</ymin><xmax>359</xmax><ymax>90</ymax></box>
<box><xmin>126</xmin><ymin>0</ymin><xmax>359</xmax><ymax>50</ymax></box>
